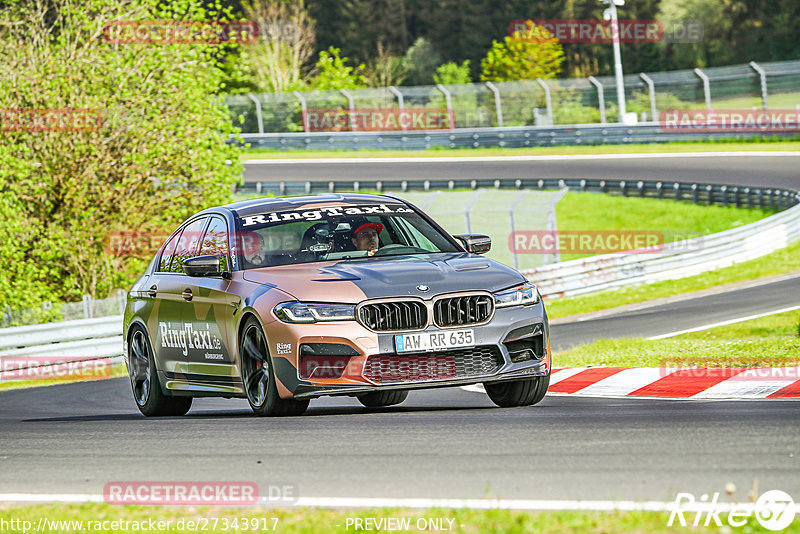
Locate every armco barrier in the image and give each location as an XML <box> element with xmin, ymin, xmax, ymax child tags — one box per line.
<box><xmin>236</xmin><ymin>123</ymin><xmax>800</xmax><ymax>151</ymax></box>
<box><xmin>525</xmin><ymin>201</ymin><xmax>800</xmax><ymax>298</ymax></box>
<box><xmin>0</xmin><ymin>316</ymin><xmax>123</xmax><ymax>375</ymax></box>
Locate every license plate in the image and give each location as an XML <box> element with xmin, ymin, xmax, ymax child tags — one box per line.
<box><xmin>395</xmin><ymin>329</ymin><xmax>474</xmax><ymax>353</ymax></box>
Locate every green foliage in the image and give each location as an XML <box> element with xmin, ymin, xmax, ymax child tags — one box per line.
<box><xmin>308</xmin><ymin>46</ymin><xmax>368</xmax><ymax>90</ymax></box>
<box><xmin>433</xmin><ymin>60</ymin><xmax>472</xmax><ymax>85</ymax></box>
<box><xmin>403</xmin><ymin>37</ymin><xmax>442</xmax><ymax>86</ymax></box>
<box><xmin>480</xmin><ymin>21</ymin><xmax>565</xmax><ymax>82</ymax></box>
<box><xmin>0</xmin><ymin>0</ymin><xmax>243</xmax><ymax>308</ymax></box>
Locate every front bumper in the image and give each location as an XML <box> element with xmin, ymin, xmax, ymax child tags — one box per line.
<box><xmin>266</xmin><ymin>302</ymin><xmax>551</xmax><ymax>399</ymax></box>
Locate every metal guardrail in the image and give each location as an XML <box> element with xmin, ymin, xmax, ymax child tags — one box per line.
<box><xmin>237</xmin><ymin>177</ymin><xmax>800</xmax><ymax>213</ymax></box>
<box><xmin>237</xmin><ymin>123</ymin><xmax>800</xmax><ymax>151</ymax></box>
<box><xmin>525</xmin><ymin>202</ymin><xmax>800</xmax><ymax>298</ymax></box>
<box><xmin>0</xmin><ymin>316</ymin><xmax>123</xmax><ymax>375</ymax></box>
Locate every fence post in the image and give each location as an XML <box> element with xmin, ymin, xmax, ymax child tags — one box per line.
<box><xmin>508</xmin><ymin>191</ymin><xmax>529</xmax><ymax>270</ymax></box>
<box><xmin>694</xmin><ymin>68</ymin><xmax>712</xmax><ymax>110</ymax></box>
<box><xmin>464</xmin><ymin>189</ymin><xmax>485</xmax><ymax>234</ymax></box>
<box><xmin>749</xmin><ymin>61</ymin><xmax>769</xmax><ymax>111</ymax></box>
<box><xmin>292</xmin><ymin>91</ymin><xmax>309</xmax><ymax>132</ymax></box>
<box><xmin>588</xmin><ymin>76</ymin><xmax>606</xmax><ymax>124</ymax></box>
<box><xmin>436</xmin><ymin>84</ymin><xmax>456</xmax><ymax>130</ymax></box>
<box><xmin>388</xmin><ymin>86</ymin><xmax>407</xmax><ymax>132</ymax></box>
<box><xmin>536</xmin><ymin>78</ymin><xmax>553</xmax><ymax>124</ymax></box>
<box><xmin>82</xmin><ymin>294</ymin><xmax>92</xmax><ymax>319</ymax></box>
<box><xmin>639</xmin><ymin>73</ymin><xmax>657</xmax><ymax>122</ymax></box>
<box><xmin>117</xmin><ymin>289</ymin><xmax>127</xmax><ymax>315</ymax></box>
<box><xmin>340</xmin><ymin>89</ymin><xmax>357</xmax><ymax>131</ymax></box>
<box><xmin>484</xmin><ymin>81</ymin><xmax>504</xmax><ymax>128</ymax></box>
<box><xmin>246</xmin><ymin>93</ymin><xmax>264</xmax><ymax>134</ymax></box>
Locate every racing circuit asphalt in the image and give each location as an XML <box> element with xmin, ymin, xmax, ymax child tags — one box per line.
<box><xmin>1</xmin><ymin>153</ymin><xmax>798</xmax><ymax>504</ymax></box>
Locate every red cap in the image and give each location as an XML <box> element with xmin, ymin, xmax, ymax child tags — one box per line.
<box><xmin>353</xmin><ymin>222</ymin><xmax>383</xmax><ymax>236</ymax></box>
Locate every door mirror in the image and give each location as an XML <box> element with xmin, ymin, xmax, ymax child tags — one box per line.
<box><xmin>454</xmin><ymin>234</ymin><xmax>491</xmax><ymax>254</ymax></box>
<box><xmin>183</xmin><ymin>255</ymin><xmax>231</xmax><ymax>279</ymax></box>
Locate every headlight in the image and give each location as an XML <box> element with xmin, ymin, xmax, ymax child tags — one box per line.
<box><xmin>494</xmin><ymin>282</ymin><xmax>540</xmax><ymax>308</ymax></box>
<box><xmin>274</xmin><ymin>302</ymin><xmax>356</xmax><ymax>323</ymax></box>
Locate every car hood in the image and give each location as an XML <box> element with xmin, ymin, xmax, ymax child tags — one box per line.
<box><xmin>241</xmin><ymin>253</ymin><xmax>526</xmax><ymax>302</ymax></box>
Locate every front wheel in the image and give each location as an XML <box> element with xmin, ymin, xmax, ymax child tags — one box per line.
<box><xmin>128</xmin><ymin>325</ymin><xmax>192</xmax><ymax>417</ymax></box>
<box><xmin>240</xmin><ymin>317</ymin><xmax>308</xmax><ymax>417</ymax></box>
<box><xmin>484</xmin><ymin>374</ymin><xmax>550</xmax><ymax>408</ymax></box>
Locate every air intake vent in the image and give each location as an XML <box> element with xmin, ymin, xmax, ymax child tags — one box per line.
<box><xmin>359</xmin><ymin>301</ymin><xmax>427</xmax><ymax>332</ymax></box>
<box><xmin>433</xmin><ymin>295</ymin><xmax>493</xmax><ymax>327</ymax></box>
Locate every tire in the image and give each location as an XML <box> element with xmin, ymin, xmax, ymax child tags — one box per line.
<box><xmin>128</xmin><ymin>325</ymin><xmax>192</xmax><ymax>417</ymax></box>
<box><xmin>240</xmin><ymin>316</ymin><xmax>309</xmax><ymax>417</ymax></box>
<box><xmin>484</xmin><ymin>374</ymin><xmax>550</xmax><ymax>408</ymax></box>
<box><xmin>357</xmin><ymin>390</ymin><xmax>409</xmax><ymax>408</ymax></box>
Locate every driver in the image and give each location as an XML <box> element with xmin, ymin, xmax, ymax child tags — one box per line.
<box><xmin>242</xmin><ymin>231</ymin><xmax>267</xmax><ymax>266</ymax></box>
<box><xmin>351</xmin><ymin>222</ymin><xmax>383</xmax><ymax>252</ymax></box>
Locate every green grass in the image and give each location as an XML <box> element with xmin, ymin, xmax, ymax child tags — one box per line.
<box><xmin>554</xmin><ymin>193</ymin><xmax>772</xmax><ymax>261</ymax></box>
<box><xmin>1</xmin><ymin>504</ymin><xmax>794</xmax><ymax>533</ymax></box>
<box><xmin>0</xmin><ymin>363</ymin><xmax>127</xmax><ymax>392</ymax></box>
<box><xmin>556</xmin><ymin>309</ymin><xmax>800</xmax><ymax>368</ymax></box>
<box><xmin>240</xmin><ymin>139</ymin><xmax>800</xmax><ymax>159</ymax></box>
<box><xmin>685</xmin><ymin>91</ymin><xmax>800</xmax><ymax>110</ymax></box>
<box><xmin>545</xmin><ymin>239</ymin><xmax>800</xmax><ymax>319</ymax></box>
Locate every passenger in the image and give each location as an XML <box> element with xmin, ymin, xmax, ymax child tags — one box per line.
<box><xmin>242</xmin><ymin>232</ymin><xmax>267</xmax><ymax>266</ymax></box>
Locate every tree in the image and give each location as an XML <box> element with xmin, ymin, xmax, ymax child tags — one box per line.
<box><xmin>363</xmin><ymin>41</ymin><xmax>407</xmax><ymax>87</ymax></box>
<box><xmin>239</xmin><ymin>0</ymin><xmax>316</xmax><ymax>93</ymax></box>
<box><xmin>0</xmin><ymin>0</ymin><xmax>242</xmax><ymax>308</ymax></box>
<box><xmin>433</xmin><ymin>60</ymin><xmax>472</xmax><ymax>85</ymax></box>
<box><xmin>308</xmin><ymin>46</ymin><xmax>368</xmax><ymax>90</ymax></box>
<box><xmin>480</xmin><ymin>21</ymin><xmax>564</xmax><ymax>82</ymax></box>
<box><xmin>403</xmin><ymin>37</ymin><xmax>442</xmax><ymax>86</ymax></box>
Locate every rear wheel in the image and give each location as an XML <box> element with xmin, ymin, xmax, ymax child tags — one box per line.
<box><xmin>128</xmin><ymin>325</ymin><xmax>192</xmax><ymax>417</ymax></box>
<box><xmin>484</xmin><ymin>374</ymin><xmax>550</xmax><ymax>408</ymax></box>
<box><xmin>240</xmin><ymin>317</ymin><xmax>308</xmax><ymax>417</ymax></box>
<box><xmin>357</xmin><ymin>390</ymin><xmax>409</xmax><ymax>408</ymax></box>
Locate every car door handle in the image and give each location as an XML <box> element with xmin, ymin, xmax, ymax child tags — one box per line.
<box><xmin>148</xmin><ymin>285</ymin><xmax>157</xmax><ymax>298</ymax></box>
<box><xmin>182</xmin><ymin>289</ymin><xmax>193</xmax><ymax>301</ymax></box>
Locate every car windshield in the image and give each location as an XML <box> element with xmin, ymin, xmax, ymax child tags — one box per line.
<box><xmin>234</xmin><ymin>202</ymin><xmax>461</xmax><ymax>269</ymax></box>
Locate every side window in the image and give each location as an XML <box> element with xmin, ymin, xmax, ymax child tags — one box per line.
<box><xmin>199</xmin><ymin>217</ymin><xmax>230</xmax><ymax>268</ymax></box>
<box><xmin>158</xmin><ymin>230</ymin><xmax>183</xmax><ymax>272</ymax></box>
<box><xmin>170</xmin><ymin>217</ymin><xmax>208</xmax><ymax>274</ymax></box>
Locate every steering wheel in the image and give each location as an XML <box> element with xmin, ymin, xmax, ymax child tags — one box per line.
<box><xmin>371</xmin><ymin>244</ymin><xmax>427</xmax><ymax>256</ymax></box>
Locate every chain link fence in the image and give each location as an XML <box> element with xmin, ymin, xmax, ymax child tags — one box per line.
<box><xmin>228</xmin><ymin>60</ymin><xmax>800</xmax><ymax>133</ymax></box>
<box><xmin>2</xmin><ymin>290</ymin><xmax>127</xmax><ymax>328</ymax></box>
<box><xmin>392</xmin><ymin>189</ymin><xmax>567</xmax><ymax>271</ymax></box>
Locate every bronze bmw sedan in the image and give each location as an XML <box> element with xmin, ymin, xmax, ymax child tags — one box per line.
<box><xmin>123</xmin><ymin>193</ymin><xmax>551</xmax><ymax>417</ymax></box>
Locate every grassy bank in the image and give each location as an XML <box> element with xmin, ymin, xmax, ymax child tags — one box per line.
<box><xmin>241</xmin><ymin>140</ymin><xmax>800</xmax><ymax>160</ymax></box>
<box><xmin>545</xmin><ymin>240</ymin><xmax>800</xmax><ymax>319</ymax></box>
<box><xmin>2</xmin><ymin>503</ymin><xmax>793</xmax><ymax>533</ymax></box>
<box><xmin>556</xmin><ymin>309</ymin><xmax>800</xmax><ymax>368</ymax></box>
<box><xmin>0</xmin><ymin>363</ymin><xmax>127</xmax><ymax>392</ymax></box>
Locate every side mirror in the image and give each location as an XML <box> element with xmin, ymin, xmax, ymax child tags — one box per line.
<box><xmin>454</xmin><ymin>234</ymin><xmax>491</xmax><ymax>254</ymax></box>
<box><xmin>183</xmin><ymin>255</ymin><xmax>231</xmax><ymax>279</ymax></box>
